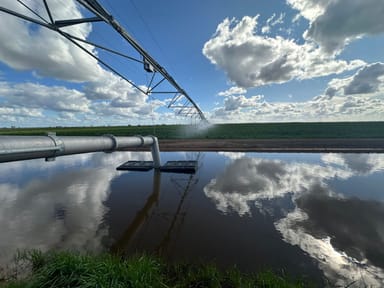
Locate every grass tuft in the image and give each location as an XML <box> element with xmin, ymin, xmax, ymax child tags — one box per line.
<box><xmin>1</xmin><ymin>251</ymin><xmax>313</xmax><ymax>288</ymax></box>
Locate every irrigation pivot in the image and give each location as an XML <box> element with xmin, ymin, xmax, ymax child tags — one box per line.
<box><xmin>0</xmin><ymin>0</ymin><xmax>207</xmax><ymax>122</ymax></box>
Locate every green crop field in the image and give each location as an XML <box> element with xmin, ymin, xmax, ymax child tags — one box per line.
<box><xmin>0</xmin><ymin>122</ymin><xmax>383</xmax><ymax>139</ymax></box>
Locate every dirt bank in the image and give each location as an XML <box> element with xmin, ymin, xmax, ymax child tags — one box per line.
<box><xmin>121</xmin><ymin>138</ymin><xmax>384</xmax><ymax>153</ymax></box>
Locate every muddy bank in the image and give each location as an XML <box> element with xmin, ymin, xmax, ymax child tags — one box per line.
<box><xmin>140</xmin><ymin>139</ymin><xmax>384</xmax><ymax>153</ymax></box>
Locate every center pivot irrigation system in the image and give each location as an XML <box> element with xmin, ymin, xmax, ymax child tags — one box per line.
<box><xmin>0</xmin><ymin>0</ymin><xmax>206</xmax><ymax>167</ymax></box>
<box><xmin>0</xmin><ymin>0</ymin><xmax>207</xmax><ymax>121</ymax></box>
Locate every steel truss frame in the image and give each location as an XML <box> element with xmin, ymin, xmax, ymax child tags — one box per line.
<box><xmin>0</xmin><ymin>0</ymin><xmax>207</xmax><ymax>122</ymax></box>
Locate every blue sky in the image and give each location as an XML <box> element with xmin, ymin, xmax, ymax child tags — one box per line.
<box><xmin>0</xmin><ymin>0</ymin><xmax>383</xmax><ymax>126</ymax></box>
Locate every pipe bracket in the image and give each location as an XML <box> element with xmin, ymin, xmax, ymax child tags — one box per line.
<box><xmin>103</xmin><ymin>134</ymin><xmax>118</xmax><ymax>153</ymax></box>
<box><xmin>134</xmin><ymin>135</ymin><xmax>145</xmax><ymax>147</ymax></box>
<box><xmin>45</xmin><ymin>132</ymin><xmax>64</xmax><ymax>161</ymax></box>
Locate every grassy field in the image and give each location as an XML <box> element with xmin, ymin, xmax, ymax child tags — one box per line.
<box><xmin>1</xmin><ymin>251</ymin><xmax>312</xmax><ymax>288</ymax></box>
<box><xmin>0</xmin><ymin>122</ymin><xmax>383</xmax><ymax>139</ymax></box>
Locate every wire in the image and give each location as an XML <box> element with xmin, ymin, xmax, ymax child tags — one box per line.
<box><xmin>16</xmin><ymin>0</ymin><xmax>49</xmax><ymax>24</ymax></box>
<box><xmin>66</xmin><ymin>33</ymin><xmax>143</xmax><ymax>63</ymax></box>
<box><xmin>104</xmin><ymin>0</ymin><xmax>137</xmax><ymax>39</ymax></box>
<box><xmin>128</xmin><ymin>0</ymin><xmax>176</xmax><ymax>74</ymax></box>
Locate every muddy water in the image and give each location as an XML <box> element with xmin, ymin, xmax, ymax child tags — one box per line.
<box><xmin>1</xmin><ymin>151</ymin><xmax>384</xmax><ymax>286</ymax></box>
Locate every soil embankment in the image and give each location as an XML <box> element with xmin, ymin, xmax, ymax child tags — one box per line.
<box><xmin>154</xmin><ymin>138</ymin><xmax>384</xmax><ymax>153</ymax></box>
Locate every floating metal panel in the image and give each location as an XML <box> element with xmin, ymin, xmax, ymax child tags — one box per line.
<box><xmin>160</xmin><ymin>161</ymin><xmax>197</xmax><ymax>174</ymax></box>
<box><xmin>116</xmin><ymin>161</ymin><xmax>154</xmax><ymax>171</ymax></box>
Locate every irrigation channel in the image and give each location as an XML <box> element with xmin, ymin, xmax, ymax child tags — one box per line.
<box><xmin>1</xmin><ymin>150</ymin><xmax>384</xmax><ymax>287</ymax></box>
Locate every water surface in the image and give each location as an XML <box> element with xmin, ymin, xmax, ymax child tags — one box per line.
<box><xmin>1</xmin><ymin>151</ymin><xmax>384</xmax><ymax>286</ymax></box>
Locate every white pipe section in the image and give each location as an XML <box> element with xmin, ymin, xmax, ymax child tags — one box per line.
<box><xmin>150</xmin><ymin>136</ymin><xmax>161</xmax><ymax>169</ymax></box>
<box><xmin>0</xmin><ymin>135</ymin><xmax>161</xmax><ymax>167</ymax></box>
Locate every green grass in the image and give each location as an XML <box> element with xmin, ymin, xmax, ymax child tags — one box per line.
<box><xmin>1</xmin><ymin>251</ymin><xmax>312</xmax><ymax>288</ymax></box>
<box><xmin>1</xmin><ymin>122</ymin><xmax>383</xmax><ymax>139</ymax></box>
<box><xmin>0</xmin><ymin>125</ymin><xmax>182</xmax><ymax>138</ymax></box>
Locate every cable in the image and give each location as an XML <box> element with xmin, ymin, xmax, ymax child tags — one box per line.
<box><xmin>16</xmin><ymin>0</ymin><xmax>49</xmax><ymax>24</ymax></box>
<box><xmin>128</xmin><ymin>0</ymin><xmax>176</xmax><ymax>74</ymax></box>
<box><xmin>66</xmin><ymin>33</ymin><xmax>142</xmax><ymax>63</ymax></box>
<box><xmin>104</xmin><ymin>0</ymin><xmax>137</xmax><ymax>39</ymax></box>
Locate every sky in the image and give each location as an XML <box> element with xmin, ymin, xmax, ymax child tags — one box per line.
<box><xmin>0</xmin><ymin>0</ymin><xmax>384</xmax><ymax>127</ymax></box>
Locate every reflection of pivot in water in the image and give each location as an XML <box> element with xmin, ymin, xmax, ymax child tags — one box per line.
<box><xmin>110</xmin><ymin>170</ymin><xmax>161</xmax><ymax>254</ymax></box>
<box><xmin>156</xmin><ymin>152</ymin><xmax>203</xmax><ymax>255</ymax></box>
<box><xmin>111</xmin><ymin>153</ymin><xmax>202</xmax><ymax>255</ymax></box>
<box><xmin>156</xmin><ymin>174</ymin><xmax>199</xmax><ymax>256</ymax></box>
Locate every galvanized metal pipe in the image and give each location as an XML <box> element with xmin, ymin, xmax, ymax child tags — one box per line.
<box><xmin>150</xmin><ymin>136</ymin><xmax>161</xmax><ymax>169</ymax></box>
<box><xmin>0</xmin><ymin>135</ymin><xmax>161</xmax><ymax>167</ymax></box>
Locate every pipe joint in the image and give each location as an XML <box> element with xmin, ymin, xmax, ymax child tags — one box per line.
<box><xmin>134</xmin><ymin>135</ymin><xmax>145</xmax><ymax>147</ymax></box>
<box><xmin>45</xmin><ymin>132</ymin><xmax>64</xmax><ymax>161</ymax></box>
<box><xmin>103</xmin><ymin>134</ymin><xmax>118</xmax><ymax>153</ymax></box>
<box><xmin>149</xmin><ymin>135</ymin><xmax>161</xmax><ymax>169</ymax></box>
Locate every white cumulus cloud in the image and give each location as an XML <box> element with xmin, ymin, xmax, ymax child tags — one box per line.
<box><xmin>0</xmin><ymin>81</ymin><xmax>90</xmax><ymax>112</ymax></box>
<box><xmin>287</xmin><ymin>0</ymin><xmax>331</xmax><ymax>22</ymax></box>
<box><xmin>262</xmin><ymin>13</ymin><xmax>286</xmax><ymax>34</ymax></box>
<box><xmin>0</xmin><ymin>0</ymin><xmax>102</xmax><ymax>82</ymax></box>
<box><xmin>288</xmin><ymin>0</ymin><xmax>384</xmax><ymax>54</ymax></box>
<box><xmin>203</xmin><ymin>16</ymin><xmax>364</xmax><ymax>88</ymax></box>
<box><xmin>212</xmin><ymin>62</ymin><xmax>384</xmax><ymax>123</ymax></box>
<box><xmin>217</xmin><ymin>86</ymin><xmax>247</xmax><ymax>97</ymax></box>
<box><xmin>326</xmin><ymin>63</ymin><xmax>384</xmax><ymax>96</ymax></box>
<box><xmin>212</xmin><ymin>93</ymin><xmax>384</xmax><ymax>122</ymax></box>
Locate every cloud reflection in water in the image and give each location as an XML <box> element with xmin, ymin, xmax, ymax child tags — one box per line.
<box><xmin>322</xmin><ymin>153</ymin><xmax>384</xmax><ymax>175</ymax></box>
<box><xmin>0</xmin><ymin>152</ymin><xmax>151</xmax><ymax>266</ymax></box>
<box><xmin>204</xmin><ymin>153</ymin><xmax>384</xmax><ymax>286</ymax></box>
